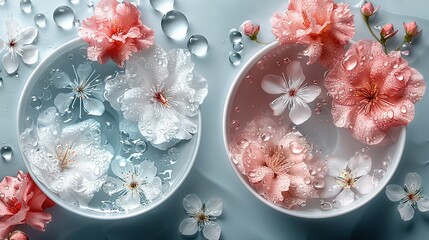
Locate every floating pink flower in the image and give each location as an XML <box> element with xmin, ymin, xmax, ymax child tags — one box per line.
<box><xmin>0</xmin><ymin>172</ymin><xmax>55</xmax><ymax>239</ymax></box>
<box><xmin>271</xmin><ymin>0</ymin><xmax>354</xmax><ymax>68</ymax></box>
<box><xmin>78</xmin><ymin>0</ymin><xmax>154</xmax><ymax>67</ymax></box>
<box><xmin>230</xmin><ymin>116</ymin><xmax>326</xmax><ymax>209</ymax></box>
<box><xmin>324</xmin><ymin>40</ymin><xmax>426</xmax><ymax>145</ymax></box>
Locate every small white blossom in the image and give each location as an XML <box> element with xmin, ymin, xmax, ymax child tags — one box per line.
<box><xmin>261</xmin><ymin>60</ymin><xmax>321</xmax><ymax>125</ymax></box>
<box><xmin>386</xmin><ymin>172</ymin><xmax>429</xmax><ymax>221</ymax></box>
<box><xmin>179</xmin><ymin>194</ymin><xmax>222</xmax><ymax>240</ymax></box>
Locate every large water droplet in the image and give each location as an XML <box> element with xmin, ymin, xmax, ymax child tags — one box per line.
<box><xmin>320</xmin><ymin>201</ymin><xmax>332</xmax><ymax>211</ymax></box>
<box><xmin>332</xmin><ymin>199</ymin><xmax>342</xmax><ymax>208</ymax></box>
<box><xmin>69</xmin><ymin>0</ymin><xmax>80</xmax><ymax>4</ymax></box>
<box><xmin>387</xmin><ymin>109</ymin><xmax>394</xmax><ymax>119</ymax></box>
<box><xmin>161</xmin><ymin>10</ymin><xmax>188</xmax><ymax>40</ymax></box>
<box><xmin>34</xmin><ymin>13</ymin><xmax>47</xmax><ymax>28</ymax></box>
<box><xmin>229</xmin><ymin>52</ymin><xmax>241</xmax><ymax>66</ymax></box>
<box><xmin>342</xmin><ymin>54</ymin><xmax>358</xmax><ymax>71</ymax></box>
<box><xmin>30</xmin><ymin>97</ymin><xmax>42</xmax><ymax>110</ymax></box>
<box><xmin>400</xmin><ymin>43</ymin><xmax>412</xmax><ymax>56</ymax></box>
<box><xmin>20</xmin><ymin>0</ymin><xmax>32</xmax><ymax>14</ymax></box>
<box><xmin>289</xmin><ymin>141</ymin><xmax>304</xmax><ymax>154</ymax></box>
<box><xmin>1</xmin><ymin>146</ymin><xmax>13</xmax><ymax>161</ymax></box>
<box><xmin>127</xmin><ymin>0</ymin><xmax>140</xmax><ymax>5</ymax></box>
<box><xmin>187</xmin><ymin>34</ymin><xmax>208</xmax><ymax>57</ymax></box>
<box><xmin>233</xmin><ymin>42</ymin><xmax>244</xmax><ymax>52</ymax></box>
<box><xmin>400</xmin><ymin>105</ymin><xmax>407</xmax><ymax>113</ymax></box>
<box><xmin>87</xmin><ymin>1</ymin><xmax>94</xmax><ymax>9</ymax></box>
<box><xmin>53</xmin><ymin>6</ymin><xmax>75</xmax><ymax>30</ymax></box>
<box><xmin>150</xmin><ymin>0</ymin><xmax>174</xmax><ymax>14</ymax></box>
<box><xmin>134</xmin><ymin>140</ymin><xmax>147</xmax><ymax>153</ymax></box>
<box><xmin>100</xmin><ymin>200</ymin><xmax>113</xmax><ymax>211</ymax></box>
<box><xmin>229</xmin><ymin>28</ymin><xmax>242</xmax><ymax>43</ymax></box>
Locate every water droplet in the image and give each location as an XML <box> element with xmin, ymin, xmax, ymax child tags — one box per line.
<box><xmin>161</xmin><ymin>10</ymin><xmax>188</xmax><ymax>40</ymax></box>
<box><xmin>229</xmin><ymin>28</ymin><xmax>242</xmax><ymax>43</ymax></box>
<box><xmin>372</xmin><ymin>169</ymin><xmax>385</xmax><ymax>182</ymax></box>
<box><xmin>87</xmin><ymin>1</ymin><xmax>94</xmax><ymax>9</ymax></box>
<box><xmin>150</xmin><ymin>0</ymin><xmax>174</xmax><ymax>13</ymax></box>
<box><xmin>229</xmin><ymin>52</ymin><xmax>241</xmax><ymax>66</ymax></box>
<box><xmin>230</xmin><ymin>119</ymin><xmax>240</xmax><ymax>131</ymax></box>
<box><xmin>20</xmin><ymin>0</ymin><xmax>32</xmax><ymax>14</ymax></box>
<box><xmin>257</xmin><ymin>60</ymin><xmax>265</xmax><ymax>69</ymax></box>
<box><xmin>30</xmin><ymin>97</ymin><xmax>42</xmax><ymax>110</ymax></box>
<box><xmin>127</xmin><ymin>0</ymin><xmax>140</xmax><ymax>5</ymax></box>
<box><xmin>53</xmin><ymin>6</ymin><xmax>75</xmax><ymax>30</ymax></box>
<box><xmin>122</xmin><ymin>141</ymin><xmax>132</xmax><ymax>153</ymax></box>
<box><xmin>400</xmin><ymin>105</ymin><xmax>407</xmax><ymax>113</ymax></box>
<box><xmin>332</xmin><ymin>199</ymin><xmax>342</xmax><ymax>208</ymax></box>
<box><xmin>260</xmin><ymin>133</ymin><xmax>271</xmax><ymax>142</ymax></box>
<box><xmin>320</xmin><ymin>201</ymin><xmax>332</xmax><ymax>211</ymax></box>
<box><xmin>304</xmin><ymin>177</ymin><xmax>311</xmax><ymax>184</ymax></box>
<box><xmin>394</xmin><ymin>72</ymin><xmax>404</xmax><ymax>81</ymax></box>
<box><xmin>102</xmin><ymin>182</ymin><xmax>117</xmax><ymax>196</ymax></box>
<box><xmin>0</xmin><ymin>78</ymin><xmax>3</xmax><ymax>88</ymax></box>
<box><xmin>34</xmin><ymin>13</ymin><xmax>47</xmax><ymax>28</ymax></box>
<box><xmin>1</xmin><ymin>146</ymin><xmax>12</xmax><ymax>161</ymax></box>
<box><xmin>134</xmin><ymin>140</ymin><xmax>147</xmax><ymax>153</ymax></box>
<box><xmin>233</xmin><ymin>42</ymin><xmax>244</xmax><ymax>52</ymax></box>
<box><xmin>234</xmin><ymin>106</ymin><xmax>240</xmax><ymax>112</ymax></box>
<box><xmin>168</xmin><ymin>147</ymin><xmax>179</xmax><ymax>156</ymax></box>
<box><xmin>0</xmin><ymin>0</ymin><xmax>5</xmax><ymax>6</ymax></box>
<box><xmin>387</xmin><ymin>109</ymin><xmax>394</xmax><ymax>119</ymax></box>
<box><xmin>69</xmin><ymin>0</ymin><xmax>80</xmax><ymax>4</ymax></box>
<box><xmin>100</xmin><ymin>200</ymin><xmax>113</xmax><ymax>211</ymax></box>
<box><xmin>118</xmin><ymin>157</ymin><xmax>127</xmax><ymax>167</ymax></box>
<box><xmin>187</xmin><ymin>34</ymin><xmax>208</xmax><ymax>57</ymax></box>
<box><xmin>120</xmin><ymin>131</ymin><xmax>129</xmax><ymax>141</ymax></box>
<box><xmin>400</xmin><ymin>43</ymin><xmax>412</xmax><ymax>56</ymax></box>
<box><xmin>289</xmin><ymin>141</ymin><xmax>304</xmax><ymax>154</ymax></box>
<box><xmin>381</xmin><ymin>161</ymin><xmax>389</xmax><ymax>170</ymax></box>
<box><xmin>342</xmin><ymin>54</ymin><xmax>358</xmax><ymax>71</ymax></box>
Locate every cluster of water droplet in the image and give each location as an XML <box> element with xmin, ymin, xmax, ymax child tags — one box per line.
<box><xmin>229</xmin><ymin>28</ymin><xmax>243</xmax><ymax>66</ymax></box>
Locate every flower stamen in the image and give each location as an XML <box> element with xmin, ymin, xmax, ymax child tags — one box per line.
<box><xmin>56</xmin><ymin>143</ymin><xmax>76</xmax><ymax>171</ymax></box>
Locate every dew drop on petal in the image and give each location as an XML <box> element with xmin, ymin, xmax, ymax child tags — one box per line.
<box><xmin>400</xmin><ymin>105</ymin><xmax>407</xmax><ymax>113</ymax></box>
<box><xmin>342</xmin><ymin>54</ymin><xmax>358</xmax><ymax>71</ymax></box>
<box><xmin>1</xmin><ymin>146</ymin><xmax>13</xmax><ymax>161</ymax></box>
<box><xmin>135</xmin><ymin>140</ymin><xmax>147</xmax><ymax>153</ymax></box>
<box><xmin>161</xmin><ymin>10</ymin><xmax>188</xmax><ymax>40</ymax></box>
<box><xmin>187</xmin><ymin>34</ymin><xmax>208</xmax><ymax>57</ymax></box>
<box><xmin>150</xmin><ymin>0</ymin><xmax>174</xmax><ymax>14</ymax></box>
<box><xmin>289</xmin><ymin>141</ymin><xmax>304</xmax><ymax>154</ymax></box>
<box><xmin>118</xmin><ymin>157</ymin><xmax>127</xmax><ymax>167</ymax></box>
<box><xmin>394</xmin><ymin>72</ymin><xmax>404</xmax><ymax>81</ymax></box>
<box><xmin>20</xmin><ymin>0</ymin><xmax>32</xmax><ymax>14</ymax></box>
<box><xmin>34</xmin><ymin>13</ymin><xmax>47</xmax><ymax>28</ymax></box>
<box><xmin>387</xmin><ymin>109</ymin><xmax>394</xmax><ymax>119</ymax></box>
<box><xmin>229</xmin><ymin>52</ymin><xmax>241</xmax><ymax>66</ymax></box>
<box><xmin>229</xmin><ymin>28</ymin><xmax>242</xmax><ymax>43</ymax></box>
<box><xmin>230</xmin><ymin>119</ymin><xmax>240</xmax><ymax>131</ymax></box>
<box><xmin>53</xmin><ymin>6</ymin><xmax>75</xmax><ymax>30</ymax></box>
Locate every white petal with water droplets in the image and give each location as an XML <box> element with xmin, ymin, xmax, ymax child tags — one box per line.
<box><xmin>83</xmin><ymin>98</ymin><xmax>105</xmax><ymax>116</ymax></box>
<box><xmin>54</xmin><ymin>92</ymin><xmax>74</xmax><ymax>113</ymax></box>
<box><xmin>405</xmin><ymin>172</ymin><xmax>422</xmax><ymax>193</ymax></box>
<box><xmin>116</xmin><ymin>190</ymin><xmax>141</xmax><ymax>211</ymax></box>
<box><xmin>269</xmin><ymin>95</ymin><xmax>289</xmax><ymax>116</ymax></box>
<box><xmin>335</xmin><ymin>189</ymin><xmax>355</xmax><ymax>207</ymax></box>
<box><xmin>52</xmin><ymin>71</ymin><xmax>72</xmax><ymax>88</ymax></box>
<box><xmin>318</xmin><ymin>176</ymin><xmax>342</xmax><ymax>198</ymax></box>
<box><xmin>298</xmin><ymin>85</ymin><xmax>321</xmax><ymax>103</ymax></box>
<box><xmin>77</xmin><ymin>62</ymin><xmax>93</xmax><ymax>81</ymax></box>
<box><xmin>325</xmin><ymin>155</ymin><xmax>348</xmax><ymax>177</ymax></box>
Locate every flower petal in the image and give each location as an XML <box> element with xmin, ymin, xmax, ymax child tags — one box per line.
<box><xmin>269</xmin><ymin>95</ymin><xmax>289</xmax><ymax>116</ymax></box>
<box><xmin>104</xmin><ymin>176</ymin><xmax>125</xmax><ymax>195</ymax></box>
<box><xmin>206</xmin><ymin>197</ymin><xmax>222</xmax><ymax>217</ymax></box>
<box><xmin>325</xmin><ymin>155</ymin><xmax>347</xmax><ymax>177</ymax></box>
<box><xmin>21</xmin><ymin>45</ymin><xmax>39</xmax><ymax>64</ymax></box>
<box><xmin>335</xmin><ymin>189</ymin><xmax>355</xmax><ymax>207</ymax></box>
<box><xmin>77</xmin><ymin>63</ymin><xmax>93</xmax><ymax>82</ymax></box>
<box><xmin>405</xmin><ymin>172</ymin><xmax>422</xmax><ymax>194</ymax></box>
<box><xmin>2</xmin><ymin>52</ymin><xmax>19</xmax><ymax>74</ymax></box>
<box><xmin>110</xmin><ymin>156</ymin><xmax>133</xmax><ymax>179</ymax></box>
<box><xmin>202</xmin><ymin>222</ymin><xmax>221</xmax><ymax>240</ymax></box>
<box><xmin>289</xmin><ymin>100</ymin><xmax>311</xmax><ymax>125</ymax></box>
<box><xmin>347</xmin><ymin>152</ymin><xmax>372</xmax><ymax>177</ymax></box>
<box><xmin>179</xmin><ymin>218</ymin><xmax>198</xmax><ymax>236</ymax></box>
<box><xmin>52</xmin><ymin>71</ymin><xmax>72</xmax><ymax>88</ymax></box>
<box><xmin>0</xmin><ymin>38</ymin><xmax>5</xmax><ymax>53</ymax></box>
<box><xmin>286</xmin><ymin>60</ymin><xmax>305</xmax><ymax>82</ymax></box>
<box><xmin>354</xmin><ymin>174</ymin><xmax>374</xmax><ymax>195</ymax></box>
<box><xmin>53</xmin><ymin>92</ymin><xmax>74</xmax><ymax>113</ymax></box>
<box><xmin>397</xmin><ymin>202</ymin><xmax>414</xmax><ymax>221</ymax></box>
<box><xmin>298</xmin><ymin>85</ymin><xmax>321</xmax><ymax>103</ymax></box>
<box><xmin>140</xmin><ymin>177</ymin><xmax>162</xmax><ymax>201</ymax></box>
<box><xmin>183</xmin><ymin>194</ymin><xmax>202</xmax><ymax>214</ymax></box>
<box><xmin>5</xmin><ymin>18</ymin><xmax>21</xmax><ymax>37</ymax></box>
<box><xmin>137</xmin><ymin>160</ymin><xmax>157</xmax><ymax>181</ymax></box>
<box><xmin>83</xmin><ymin>98</ymin><xmax>105</xmax><ymax>116</ymax></box>
<box><xmin>417</xmin><ymin>197</ymin><xmax>429</xmax><ymax>212</ymax></box>
<box><xmin>115</xmin><ymin>190</ymin><xmax>141</xmax><ymax>210</ymax></box>
<box><xmin>19</xmin><ymin>26</ymin><xmax>38</xmax><ymax>45</ymax></box>
<box><xmin>261</xmin><ymin>74</ymin><xmax>287</xmax><ymax>94</ymax></box>
<box><xmin>318</xmin><ymin>176</ymin><xmax>342</xmax><ymax>199</ymax></box>
<box><xmin>386</xmin><ymin>184</ymin><xmax>406</xmax><ymax>202</ymax></box>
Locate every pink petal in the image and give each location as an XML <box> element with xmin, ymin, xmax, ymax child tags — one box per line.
<box><xmin>318</xmin><ymin>36</ymin><xmax>346</xmax><ymax>68</ymax></box>
<box><xmin>261</xmin><ymin>74</ymin><xmax>287</xmax><ymax>94</ymax></box>
<box><xmin>329</xmin><ymin>3</ymin><xmax>354</xmax><ymax>44</ymax></box>
<box><xmin>331</xmin><ymin>104</ymin><xmax>355</xmax><ymax>128</ymax></box>
<box><xmin>404</xmin><ymin>67</ymin><xmax>426</xmax><ymax>103</ymax></box>
<box><xmin>247</xmin><ymin>166</ymin><xmax>273</xmax><ymax>184</ymax></box>
<box><xmin>243</xmin><ymin>143</ymin><xmax>270</xmax><ymax>173</ymax></box>
<box><xmin>24</xmin><ymin>212</ymin><xmax>52</xmax><ymax>231</ymax></box>
<box><xmin>2</xmin><ymin>52</ymin><xmax>19</xmax><ymax>74</ymax></box>
<box><xmin>302</xmin><ymin>42</ymin><xmax>323</xmax><ymax>65</ymax></box>
<box><xmin>349</xmin><ymin>108</ymin><xmax>387</xmax><ymax>145</ymax></box>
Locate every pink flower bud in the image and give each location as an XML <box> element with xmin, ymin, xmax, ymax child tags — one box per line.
<box><xmin>8</xmin><ymin>230</ymin><xmax>29</xmax><ymax>240</ymax></box>
<box><xmin>360</xmin><ymin>2</ymin><xmax>379</xmax><ymax>17</ymax></box>
<box><xmin>242</xmin><ymin>21</ymin><xmax>260</xmax><ymax>40</ymax></box>
<box><xmin>380</xmin><ymin>24</ymin><xmax>398</xmax><ymax>40</ymax></box>
<box><xmin>403</xmin><ymin>21</ymin><xmax>421</xmax><ymax>37</ymax></box>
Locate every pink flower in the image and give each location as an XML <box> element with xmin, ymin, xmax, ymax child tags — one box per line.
<box><xmin>324</xmin><ymin>40</ymin><xmax>426</xmax><ymax>145</ymax></box>
<box><xmin>7</xmin><ymin>230</ymin><xmax>29</xmax><ymax>240</ymax></box>
<box><xmin>380</xmin><ymin>24</ymin><xmax>398</xmax><ymax>40</ymax></box>
<box><xmin>271</xmin><ymin>0</ymin><xmax>354</xmax><ymax>68</ymax></box>
<box><xmin>403</xmin><ymin>21</ymin><xmax>421</xmax><ymax>37</ymax></box>
<box><xmin>360</xmin><ymin>2</ymin><xmax>379</xmax><ymax>17</ymax></box>
<box><xmin>78</xmin><ymin>0</ymin><xmax>154</xmax><ymax>67</ymax></box>
<box><xmin>242</xmin><ymin>21</ymin><xmax>260</xmax><ymax>40</ymax></box>
<box><xmin>230</xmin><ymin>116</ymin><xmax>326</xmax><ymax>209</ymax></box>
<box><xmin>0</xmin><ymin>172</ymin><xmax>55</xmax><ymax>239</ymax></box>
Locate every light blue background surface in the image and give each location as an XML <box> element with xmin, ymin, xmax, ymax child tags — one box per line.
<box><xmin>1</xmin><ymin>0</ymin><xmax>429</xmax><ymax>239</ymax></box>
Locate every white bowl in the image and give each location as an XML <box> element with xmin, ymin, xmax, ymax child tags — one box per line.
<box><xmin>17</xmin><ymin>38</ymin><xmax>201</xmax><ymax>220</ymax></box>
<box><xmin>223</xmin><ymin>41</ymin><xmax>406</xmax><ymax>219</ymax></box>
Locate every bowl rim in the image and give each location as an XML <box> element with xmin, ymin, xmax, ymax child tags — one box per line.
<box><xmin>222</xmin><ymin>41</ymin><xmax>406</xmax><ymax>219</ymax></box>
<box><xmin>16</xmin><ymin>37</ymin><xmax>202</xmax><ymax>220</ymax></box>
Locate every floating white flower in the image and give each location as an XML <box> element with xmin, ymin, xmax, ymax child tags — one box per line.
<box><xmin>319</xmin><ymin>152</ymin><xmax>375</xmax><ymax>207</ymax></box>
<box><xmin>179</xmin><ymin>194</ymin><xmax>222</xmax><ymax>240</ymax></box>
<box><xmin>261</xmin><ymin>60</ymin><xmax>321</xmax><ymax>125</ymax></box>
<box><xmin>0</xmin><ymin>18</ymin><xmax>38</xmax><ymax>74</ymax></box>
<box><xmin>20</xmin><ymin>107</ymin><xmax>114</xmax><ymax>206</ymax></box>
<box><xmin>53</xmin><ymin>63</ymin><xmax>105</xmax><ymax>118</ymax></box>
<box><xmin>103</xmin><ymin>157</ymin><xmax>162</xmax><ymax>211</ymax></box>
<box><xmin>386</xmin><ymin>172</ymin><xmax>429</xmax><ymax>221</ymax></box>
<box><xmin>105</xmin><ymin>44</ymin><xmax>208</xmax><ymax>150</ymax></box>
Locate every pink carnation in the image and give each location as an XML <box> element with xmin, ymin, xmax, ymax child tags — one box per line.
<box><xmin>271</xmin><ymin>0</ymin><xmax>354</xmax><ymax>68</ymax></box>
<box><xmin>0</xmin><ymin>172</ymin><xmax>55</xmax><ymax>239</ymax></box>
<box><xmin>324</xmin><ymin>40</ymin><xmax>426</xmax><ymax>145</ymax></box>
<box><xmin>78</xmin><ymin>0</ymin><xmax>154</xmax><ymax>67</ymax></box>
<box><xmin>229</xmin><ymin>116</ymin><xmax>326</xmax><ymax>209</ymax></box>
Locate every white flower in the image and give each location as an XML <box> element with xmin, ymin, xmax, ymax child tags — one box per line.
<box><xmin>0</xmin><ymin>18</ymin><xmax>38</xmax><ymax>74</ymax></box>
<box><xmin>261</xmin><ymin>60</ymin><xmax>321</xmax><ymax>125</ymax></box>
<box><xmin>20</xmin><ymin>107</ymin><xmax>114</xmax><ymax>206</ymax></box>
<box><xmin>386</xmin><ymin>172</ymin><xmax>429</xmax><ymax>221</ymax></box>
<box><xmin>319</xmin><ymin>152</ymin><xmax>375</xmax><ymax>207</ymax></box>
<box><xmin>53</xmin><ymin>63</ymin><xmax>105</xmax><ymax>118</ymax></box>
<box><xmin>179</xmin><ymin>194</ymin><xmax>222</xmax><ymax>240</ymax></box>
<box><xmin>104</xmin><ymin>157</ymin><xmax>162</xmax><ymax>211</ymax></box>
<box><xmin>105</xmin><ymin>44</ymin><xmax>208</xmax><ymax>150</ymax></box>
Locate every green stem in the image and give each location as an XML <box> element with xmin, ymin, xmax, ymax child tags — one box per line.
<box><xmin>395</xmin><ymin>40</ymin><xmax>406</xmax><ymax>51</ymax></box>
<box><xmin>364</xmin><ymin>16</ymin><xmax>388</xmax><ymax>53</ymax></box>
